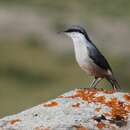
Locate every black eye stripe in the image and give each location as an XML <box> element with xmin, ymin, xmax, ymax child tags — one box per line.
<box><xmin>65</xmin><ymin>29</ymin><xmax>91</xmax><ymax>43</ymax></box>
<box><xmin>63</xmin><ymin>26</ymin><xmax>92</xmax><ymax>43</ymax></box>
<box><xmin>65</xmin><ymin>29</ymin><xmax>83</xmax><ymax>34</ymax></box>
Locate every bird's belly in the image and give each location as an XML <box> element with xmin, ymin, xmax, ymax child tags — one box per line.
<box><xmin>74</xmin><ymin>42</ymin><xmax>107</xmax><ymax>77</ymax></box>
<box><xmin>74</xmin><ymin>44</ymin><xmax>94</xmax><ymax>75</ymax></box>
<box><xmin>77</xmin><ymin>57</ymin><xmax>106</xmax><ymax>77</ymax></box>
<box><xmin>76</xmin><ymin>54</ymin><xmax>94</xmax><ymax>75</ymax></box>
<box><xmin>77</xmin><ymin>59</ymin><xmax>95</xmax><ymax>75</ymax></box>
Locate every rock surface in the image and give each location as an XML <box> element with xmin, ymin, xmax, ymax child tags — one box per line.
<box><xmin>0</xmin><ymin>88</ymin><xmax>130</xmax><ymax>130</ymax></box>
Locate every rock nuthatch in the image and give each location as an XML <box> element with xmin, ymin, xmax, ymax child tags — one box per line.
<box><xmin>61</xmin><ymin>25</ymin><xmax>120</xmax><ymax>90</ymax></box>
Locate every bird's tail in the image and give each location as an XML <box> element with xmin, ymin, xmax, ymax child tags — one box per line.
<box><xmin>107</xmin><ymin>76</ymin><xmax>121</xmax><ymax>91</ymax></box>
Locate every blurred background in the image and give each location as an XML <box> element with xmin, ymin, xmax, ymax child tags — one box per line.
<box><xmin>0</xmin><ymin>0</ymin><xmax>130</xmax><ymax>117</ymax></box>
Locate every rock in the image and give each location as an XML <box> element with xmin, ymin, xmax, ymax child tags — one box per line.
<box><xmin>0</xmin><ymin>88</ymin><xmax>130</xmax><ymax>130</ymax></box>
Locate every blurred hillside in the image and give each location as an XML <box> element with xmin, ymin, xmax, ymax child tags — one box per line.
<box><xmin>0</xmin><ymin>0</ymin><xmax>130</xmax><ymax>117</ymax></box>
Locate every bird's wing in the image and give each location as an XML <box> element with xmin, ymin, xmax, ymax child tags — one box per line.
<box><xmin>87</xmin><ymin>44</ymin><xmax>112</xmax><ymax>71</ymax></box>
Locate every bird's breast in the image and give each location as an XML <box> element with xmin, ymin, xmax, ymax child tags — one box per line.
<box><xmin>70</xmin><ymin>34</ymin><xmax>110</xmax><ymax>77</ymax></box>
<box><xmin>73</xmin><ymin>43</ymin><xmax>109</xmax><ymax>77</ymax></box>
<box><xmin>73</xmin><ymin>42</ymin><xmax>92</xmax><ymax>69</ymax></box>
<box><xmin>72</xmin><ymin>36</ymin><xmax>98</xmax><ymax>76</ymax></box>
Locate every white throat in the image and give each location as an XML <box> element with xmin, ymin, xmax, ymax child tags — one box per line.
<box><xmin>67</xmin><ymin>32</ymin><xmax>91</xmax><ymax>67</ymax></box>
<box><xmin>67</xmin><ymin>32</ymin><xmax>87</xmax><ymax>44</ymax></box>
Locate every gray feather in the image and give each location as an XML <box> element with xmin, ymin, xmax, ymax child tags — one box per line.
<box><xmin>87</xmin><ymin>43</ymin><xmax>112</xmax><ymax>71</ymax></box>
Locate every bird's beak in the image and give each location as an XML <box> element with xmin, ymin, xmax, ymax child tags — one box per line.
<box><xmin>58</xmin><ymin>30</ymin><xmax>67</xmax><ymax>34</ymax></box>
<box><xmin>57</xmin><ymin>31</ymin><xmax>63</xmax><ymax>34</ymax></box>
<box><xmin>58</xmin><ymin>31</ymin><xmax>66</xmax><ymax>34</ymax></box>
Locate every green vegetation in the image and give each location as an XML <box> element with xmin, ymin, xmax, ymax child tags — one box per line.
<box><xmin>0</xmin><ymin>0</ymin><xmax>130</xmax><ymax>18</ymax></box>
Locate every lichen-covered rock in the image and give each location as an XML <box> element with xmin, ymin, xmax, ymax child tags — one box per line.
<box><xmin>0</xmin><ymin>88</ymin><xmax>130</xmax><ymax>130</ymax></box>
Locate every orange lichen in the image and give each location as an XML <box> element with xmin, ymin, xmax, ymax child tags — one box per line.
<box><xmin>95</xmin><ymin>96</ymin><xmax>106</xmax><ymax>104</ymax></box>
<box><xmin>124</xmin><ymin>94</ymin><xmax>130</xmax><ymax>102</ymax></box>
<box><xmin>73</xmin><ymin>125</ymin><xmax>88</xmax><ymax>130</ymax></box>
<box><xmin>126</xmin><ymin>104</ymin><xmax>130</xmax><ymax>111</ymax></box>
<box><xmin>106</xmin><ymin>98</ymin><xmax>118</xmax><ymax>108</ymax></box>
<box><xmin>71</xmin><ymin>89</ymin><xmax>96</xmax><ymax>103</ymax></box>
<box><xmin>59</xmin><ymin>88</ymin><xmax>130</xmax><ymax>127</ymax></box>
<box><xmin>96</xmin><ymin>122</ymin><xmax>106</xmax><ymax>129</ymax></box>
<box><xmin>35</xmin><ymin>126</ymin><xmax>49</xmax><ymax>130</ymax></box>
<box><xmin>72</xmin><ymin>103</ymin><xmax>80</xmax><ymax>108</ymax></box>
<box><xmin>101</xmin><ymin>89</ymin><xmax>116</xmax><ymax>94</ymax></box>
<box><xmin>58</xmin><ymin>95</ymin><xmax>65</xmax><ymax>98</ymax></box>
<box><xmin>44</xmin><ymin>101</ymin><xmax>59</xmax><ymax>107</ymax></box>
<box><xmin>59</xmin><ymin>89</ymin><xmax>111</xmax><ymax>104</ymax></box>
<box><xmin>111</xmin><ymin>107</ymin><xmax>127</xmax><ymax>118</ymax></box>
<box><xmin>95</xmin><ymin>107</ymin><xmax>101</xmax><ymax>112</ymax></box>
<box><xmin>58</xmin><ymin>89</ymin><xmax>96</xmax><ymax>101</ymax></box>
<box><xmin>105</xmin><ymin>98</ymin><xmax>128</xmax><ymax>119</ymax></box>
<box><xmin>9</xmin><ymin>119</ymin><xmax>21</xmax><ymax>125</ymax></box>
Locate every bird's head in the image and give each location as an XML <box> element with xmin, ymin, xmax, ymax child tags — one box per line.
<box><xmin>62</xmin><ymin>25</ymin><xmax>91</xmax><ymax>43</ymax></box>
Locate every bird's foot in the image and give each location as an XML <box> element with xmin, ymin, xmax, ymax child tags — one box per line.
<box><xmin>87</xmin><ymin>87</ymin><xmax>97</xmax><ymax>90</ymax></box>
<box><xmin>112</xmin><ymin>87</ymin><xmax>119</xmax><ymax>92</ymax></box>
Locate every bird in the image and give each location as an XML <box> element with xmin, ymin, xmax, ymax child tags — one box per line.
<box><xmin>61</xmin><ymin>25</ymin><xmax>120</xmax><ymax>90</ymax></box>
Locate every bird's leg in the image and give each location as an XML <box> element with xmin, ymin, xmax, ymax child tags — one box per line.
<box><xmin>89</xmin><ymin>77</ymin><xmax>102</xmax><ymax>88</ymax></box>
<box><xmin>106</xmin><ymin>78</ymin><xmax>120</xmax><ymax>91</ymax></box>
<box><xmin>109</xmin><ymin>80</ymin><xmax>120</xmax><ymax>91</ymax></box>
<box><xmin>89</xmin><ymin>78</ymin><xmax>97</xmax><ymax>88</ymax></box>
